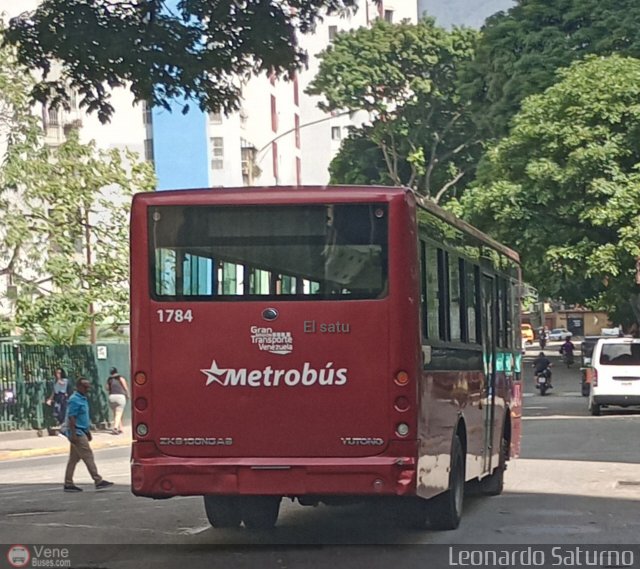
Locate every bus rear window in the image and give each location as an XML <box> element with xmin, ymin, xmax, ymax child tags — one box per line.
<box><xmin>149</xmin><ymin>204</ymin><xmax>388</xmax><ymax>300</ymax></box>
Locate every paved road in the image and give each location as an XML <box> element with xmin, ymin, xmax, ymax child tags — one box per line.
<box><xmin>1</xmin><ymin>345</ymin><xmax>639</xmax><ymax>566</ymax></box>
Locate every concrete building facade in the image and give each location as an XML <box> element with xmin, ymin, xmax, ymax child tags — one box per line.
<box><xmin>151</xmin><ymin>0</ymin><xmax>420</xmax><ymax>191</ymax></box>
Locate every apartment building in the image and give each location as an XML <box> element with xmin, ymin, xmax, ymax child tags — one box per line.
<box><xmin>151</xmin><ymin>0</ymin><xmax>420</xmax><ymax>190</ymax></box>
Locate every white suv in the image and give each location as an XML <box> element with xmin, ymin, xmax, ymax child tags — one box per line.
<box><xmin>588</xmin><ymin>338</ymin><xmax>640</xmax><ymax>416</ymax></box>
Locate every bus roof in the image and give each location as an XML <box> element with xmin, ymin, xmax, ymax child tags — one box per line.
<box><xmin>133</xmin><ymin>185</ymin><xmax>520</xmax><ymax>264</ymax></box>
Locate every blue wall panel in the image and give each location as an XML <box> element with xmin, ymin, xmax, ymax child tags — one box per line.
<box><xmin>152</xmin><ymin>101</ymin><xmax>209</xmax><ymax>191</ymax></box>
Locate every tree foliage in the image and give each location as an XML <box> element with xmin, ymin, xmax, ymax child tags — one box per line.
<box><xmin>308</xmin><ymin>19</ymin><xmax>480</xmax><ymax>202</ymax></box>
<box><xmin>4</xmin><ymin>0</ymin><xmax>367</xmax><ymax>123</ymax></box>
<box><xmin>461</xmin><ymin>56</ymin><xmax>640</xmax><ymax>327</ymax></box>
<box><xmin>3</xmin><ymin>128</ymin><xmax>155</xmax><ymax>344</ymax></box>
<box><xmin>461</xmin><ymin>0</ymin><xmax>640</xmax><ymax>140</ymax></box>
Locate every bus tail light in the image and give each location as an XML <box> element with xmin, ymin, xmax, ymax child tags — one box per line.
<box><xmin>136</xmin><ymin>423</ymin><xmax>149</xmax><ymax>437</ymax></box>
<box><xmin>135</xmin><ymin>397</ymin><xmax>148</xmax><ymax>411</ymax></box>
<box><xmin>394</xmin><ymin>371</ymin><xmax>409</xmax><ymax>386</ymax></box>
<box><xmin>394</xmin><ymin>396</ymin><xmax>410</xmax><ymax>412</ymax></box>
<box><xmin>396</xmin><ymin>423</ymin><xmax>410</xmax><ymax>437</ymax></box>
<box><xmin>135</xmin><ymin>372</ymin><xmax>148</xmax><ymax>386</ymax></box>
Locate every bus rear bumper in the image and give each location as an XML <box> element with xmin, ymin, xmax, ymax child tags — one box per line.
<box><xmin>131</xmin><ymin>455</ymin><xmax>417</xmax><ymax>498</ymax></box>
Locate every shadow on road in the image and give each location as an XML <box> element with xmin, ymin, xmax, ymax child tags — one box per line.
<box><xmin>1</xmin><ymin>483</ymin><xmax>640</xmax><ymax>547</ymax></box>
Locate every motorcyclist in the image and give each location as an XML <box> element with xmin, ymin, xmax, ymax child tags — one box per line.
<box><xmin>538</xmin><ymin>327</ymin><xmax>547</xmax><ymax>349</ymax></box>
<box><xmin>533</xmin><ymin>351</ymin><xmax>552</xmax><ymax>388</ymax></box>
<box><xmin>559</xmin><ymin>338</ymin><xmax>575</xmax><ymax>365</ymax></box>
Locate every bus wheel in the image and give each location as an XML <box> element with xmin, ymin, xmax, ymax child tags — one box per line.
<box><xmin>428</xmin><ymin>435</ymin><xmax>465</xmax><ymax>530</ymax></box>
<box><xmin>241</xmin><ymin>496</ymin><xmax>281</xmax><ymax>530</ymax></box>
<box><xmin>480</xmin><ymin>436</ymin><xmax>507</xmax><ymax>496</ymax></box>
<box><xmin>203</xmin><ymin>496</ymin><xmax>242</xmax><ymax>528</ymax></box>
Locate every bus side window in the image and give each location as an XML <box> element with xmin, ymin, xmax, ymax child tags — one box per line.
<box><xmin>449</xmin><ymin>255</ymin><xmax>461</xmax><ymax>342</ymax></box>
<box><xmin>437</xmin><ymin>248</ymin><xmax>449</xmax><ymax>341</ymax></box>
<box><xmin>496</xmin><ymin>278</ymin><xmax>505</xmax><ymax>348</ymax></box>
<box><xmin>464</xmin><ymin>262</ymin><xmax>480</xmax><ymax>344</ymax></box>
<box><xmin>425</xmin><ymin>245</ymin><xmax>440</xmax><ymax>340</ymax></box>
<box><xmin>420</xmin><ymin>241</ymin><xmax>428</xmax><ymax>339</ymax></box>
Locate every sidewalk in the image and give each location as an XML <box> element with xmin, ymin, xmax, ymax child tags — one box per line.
<box><xmin>0</xmin><ymin>429</ymin><xmax>132</xmax><ymax>461</ymax></box>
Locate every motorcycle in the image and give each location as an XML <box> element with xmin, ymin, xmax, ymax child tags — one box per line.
<box><xmin>562</xmin><ymin>352</ymin><xmax>574</xmax><ymax>368</ymax></box>
<box><xmin>535</xmin><ymin>370</ymin><xmax>552</xmax><ymax>396</ymax></box>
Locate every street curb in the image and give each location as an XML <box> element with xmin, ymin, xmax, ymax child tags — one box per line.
<box><xmin>0</xmin><ymin>438</ymin><xmax>131</xmax><ymax>461</ymax></box>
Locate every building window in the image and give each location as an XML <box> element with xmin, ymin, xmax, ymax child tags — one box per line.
<box><xmin>331</xmin><ymin>126</ymin><xmax>341</xmax><ymax>140</ymax></box>
<box><xmin>270</xmin><ymin>95</ymin><xmax>278</xmax><ymax>133</ymax></box>
<box><xmin>141</xmin><ymin>101</ymin><xmax>152</xmax><ymax>125</ymax></box>
<box><xmin>211</xmin><ymin>137</ymin><xmax>224</xmax><ymax>170</ymax></box>
<box><xmin>328</xmin><ymin>25</ymin><xmax>338</xmax><ymax>40</ymax></box>
<box><xmin>384</xmin><ymin>9</ymin><xmax>394</xmax><ymax>23</ymax></box>
<box><xmin>208</xmin><ymin>112</ymin><xmax>222</xmax><ymax>124</ymax></box>
<box><xmin>144</xmin><ymin>138</ymin><xmax>154</xmax><ymax>164</ymax></box>
<box><xmin>272</xmin><ymin>141</ymin><xmax>279</xmax><ymax>181</ymax></box>
<box><xmin>47</xmin><ymin>108</ymin><xmax>60</xmax><ymax>127</ymax></box>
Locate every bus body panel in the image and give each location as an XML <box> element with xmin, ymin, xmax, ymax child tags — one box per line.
<box><xmin>147</xmin><ymin>299</ymin><xmax>391</xmax><ymax>458</ymax></box>
<box><xmin>131</xmin><ymin>187</ymin><xmax>422</xmax><ymax>497</ymax></box>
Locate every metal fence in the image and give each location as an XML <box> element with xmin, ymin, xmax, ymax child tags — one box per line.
<box><xmin>0</xmin><ymin>342</ymin><xmax>129</xmax><ymax>433</ymax></box>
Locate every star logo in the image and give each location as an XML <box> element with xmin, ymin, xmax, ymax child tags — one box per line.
<box><xmin>200</xmin><ymin>360</ymin><xmax>228</xmax><ymax>386</ymax></box>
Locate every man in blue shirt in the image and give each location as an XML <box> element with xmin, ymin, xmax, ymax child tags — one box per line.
<box><xmin>62</xmin><ymin>377</ymin><xmax>113</xmax><ymax>492</ymax></box>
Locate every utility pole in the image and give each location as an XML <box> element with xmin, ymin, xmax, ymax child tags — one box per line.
<box><xmin>84</xmin><ymin>206</ymin><xmax>96</xmax><ymax>344</ymax></box>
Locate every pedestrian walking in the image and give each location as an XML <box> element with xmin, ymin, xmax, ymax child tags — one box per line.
<box><xmin>106</xmin><ymin>367</ymin><xmax>129</xmax><ymax>434</ymax></box>
<box><xmin>46</xmin><ymin>367</ymin><xmax>72</xmax><ymax>432</ymax></box>
<box><xmin>62</xmin><ymin>377</ymin><xmax>114</xmax><ymax>492</ymax></box>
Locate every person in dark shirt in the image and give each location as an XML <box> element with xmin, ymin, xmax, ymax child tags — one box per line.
<box><xmin>533</xmin><ymin>352</ymin><xmax>553</xmax><ymax>387</ymax></box>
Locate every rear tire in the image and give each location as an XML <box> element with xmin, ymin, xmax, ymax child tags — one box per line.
<box><xmin>540</xmin><ymin>383</ymin><xmax>548</xmax><ymax>396</ymax></box>
<box><xmin>203</xmin><ymin>496</ymin><xmax>242</xmax><ymax>528</ymax></box>
<box><xmin>241</xmin><ymin>496</ymin><xmax>281</xmax><ymax>530</ymax></box>
<box><xmin>589</xmin><ymin>398</ymin><xmax>601</xmax><ymax>416</ymax></box>
<box><xmin>480</xmin><ymin>436</ymin><xmax>507</xmax><ymax>496</ymax></box>
<box><xmin>402</xmin><ymin>435</ymin><xmax>465</xmax><ymax>531</ymax></box>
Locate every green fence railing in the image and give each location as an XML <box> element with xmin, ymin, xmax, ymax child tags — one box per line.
<box><xmin>0</xmin><ymin>342</ymin><xmax>129</xmax><ymax>434</ymax></box>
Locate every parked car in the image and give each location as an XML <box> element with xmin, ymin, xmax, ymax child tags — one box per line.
<box><xmin>588</xmin><ymin>337</ymin><xmax>640</xmax><ymax>416</ymax></box>
<box><xmin>548</xmin><ymin>328</ymin><xmax>572</xmax><ymax>341</ymax></box>
<box><xmin>521</xmin><ymin>323</ymin><xmax>535</xmax><ymax>345</ymax></box>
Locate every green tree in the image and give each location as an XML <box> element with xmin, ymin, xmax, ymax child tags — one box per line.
<box><xmin>307</xmin><ymin>19</ymin><xmax>480</xmax><ymax>202</ymax></box>
<box><xmin>461</xmin><ymin>56</ymin><xmax>640</xmax><ymax>328</ymax></box>
<box><xmin>5</xmin><ymin>0</ymin><xmax>370</xmax><ymax>123</ymax></box>
<box><xmin>5</xmin><ymin>130</ymin><xmax>155</xmax><ymax>344</ymax></box>
<box><xmin>461</xmin><ymin>0</ymin><xmax>640</xmax><ymax>140</ymax></box>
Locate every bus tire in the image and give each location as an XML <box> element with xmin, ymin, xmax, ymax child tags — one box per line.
<box><xmin>241</xmin><ymin>496</ymin><xmax>281</xmax><ymax>530</ymax></box>
<box><xmin>480</xmin><ymin>436</ymin><xmax>507</xmax><ymax>496</ymax></box>
<box><xmin>203</xmin><ymin>496</ymin><xmax>242</xmax><ymax>528</ymax></box>
<box><xmin>428</xmin><ymin>434</ymin><xmax>465</xmax><ymax>531</ymax></box>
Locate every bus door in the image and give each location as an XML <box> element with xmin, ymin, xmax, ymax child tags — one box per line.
<box><xmin>481</xmin><ymin>274</ymin><xmax>497</xmax><ymax>473</ymax></box>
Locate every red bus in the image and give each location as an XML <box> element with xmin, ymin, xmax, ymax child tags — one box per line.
<box><xmin>130</xmin><ymin>186</ymin><xmax>522</xmax><ymax>530</ymax></box>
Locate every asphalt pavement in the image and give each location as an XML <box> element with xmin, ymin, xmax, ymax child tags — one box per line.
<box><xmin>0</xmin><ymin>342</ymin><xmax>639</xmax><ymax>567</ymax></box>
